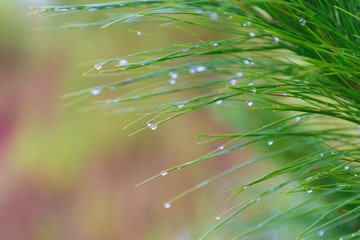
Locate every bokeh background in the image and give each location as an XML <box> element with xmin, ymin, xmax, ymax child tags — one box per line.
<box><xmin>0</xmin><ymin>1</ymin><xmax>253</xmax><ymax>239</ymax></box>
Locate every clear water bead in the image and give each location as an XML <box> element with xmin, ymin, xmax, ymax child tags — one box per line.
<box><xmin>318</xmin><ymin>230</ymin><xmax>324</xmax><ymax>236</ymax></box>
<box><xmin>91</xmin><ymin>88</ymin><xmax>102</xmax><ymax>95</ymax></box>
<box><xmin>268</xmin><ymin>141</ymin><xmax>274</xmax><ymax>145</ymax></box>
<box><xmin>196</xmin><ymin>66</ymin><xmax>207</xmax><ymax>72</ymax></box>
<box><xmin>169</xmin><ymin>72</ymin><xmax>178</xmax><ymax>79</ymax></box>
<box><xmin>137</xmin><ymin>31</ymin><xmax>142</xmax><ymax>36</ymax></box>
<box><xmin>243</xmin><ymin>60</ymin><xmax>250</xmax><ymax>65</ymax></box>
<box><xmin>215</xmin><ymin>216</ymin><xmax>221</xmax><ymax>220</ymax></box>
<box><xmin>94</xmin><ymin>64</ymin><xmax>102</xmax><ymax>70</ymax></box>
<box><xmin>176</xmin><ymin>102</ymin><xmax>185</xmax><ymax>109</ymax></box>
<box><xmin>274</xmin><ymin>37</ymin><xmax>279</xmax><ymax>43</ymax></box>
<box><xmin>249</xmin><ymin>32</ymin><xmax>255</xmax><ymax>37</ymax></box>
<box><xmin>109</xmin><ymin>86</ymin><xmax>115</xmax><ymax>90</ymax></box>
<box><xmin>247</xmin><ymin>101</ymin><xmax>253</xmax><ymax>106</ymax></box>
<box><xmin>189</xmin><ymin>68</ymin><xmax>196</xmax><ymax>74</ymax></box>
<box><xmin>218</xmin><ymin>145</ymin><xmax>224</xmax><ymax>150</ymax></box>
<box><xmin>215</xmin><ymin>100</ymin><xmax>222</xmax><ymax>105</ymax></box>
<box><xmin>150</xmin><ymin>125</ymin><xmax>157</xmax><ymax>130</ymax></box>
<box><xmin>119</xmin><ymin>59</ymin><xmax>128</xmax><ymax>66</ymax></box>
<box><xmin>236</xmin><ymin>72</ymin><xmax>243</xmax><ymax>77</ymax></box>
<box><xmin>295</xmin><ymin>116</ymin><xmax>301</xmax><ymax>121</ymax></box>
<box><xmin>161</xmin><ymin>171</ymin><xmax>168</xmax><ymax>176</ymax></box>
<box><xmin>213</xmin><ymin>43</ymin><xmax>218</xmax><ymax>46</ymax></box>
<box><xmin>307</xmin><ymin>189</ymin><xmax>313</xmax><ymax>193</ymax></box>
<box><xmin>210</xmin><ymin>12</ymin><xmax>218</xmax><ymax>20</ymax></box>
<box><xmin>230</xmin><ymin>79</ymin><xmax>237</xmax><ymax>85</ymax></box>
<box><xmin>164</xmin><ymin>202</ymin><xmax>171</xmax><ymax>208</ymax></box>
<box><xmin>344</xmin><ymin>166</ymin><xmax>350</xmax><ymax>170</ymax></box>
<box><xmin>169</xmin><ymin>79</ymin><xmax>176</xmax><ymax>85</ymax></box>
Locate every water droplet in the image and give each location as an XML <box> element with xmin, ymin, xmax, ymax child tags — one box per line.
<box><xmin>268</xmin><ymin>141</ymin><xmax>274</xmax><ymax>145</ymax></box>
<box><xmin>228</xmin><ymin>15</ymin><xmax>233</xmax><ymax>18</ymax></box>
<box><xmin>169</xmin><ymin>79</ymin><xmax>176</xmax><ymax>85</ymax></box>
<box><xmin>70</xmin><ymin>7</ymin><xmax>77</xmax><ymax>10</ymax></box>
<box><xmin>164</xmin><ymin>202</ymin><xmax>171</xmax><ymax>208</ymax></box>
<box><xmin>215</xmin><ymin>216</ymin><xmax>221</xmax><ymax>220</ymax></box>
<box><xmin>89</xmin><ymin>8</ymin><xmax>98</xmax><ymax>11</ymax></box>
<box><xmin>176</xmin><ymin>102</ymin><xmax>185</xmax><ymax>109</ymax></box>
<box><xmin>247</xmin><ymin>101</ymin><xmax>253</xmax><ymax>107</ymax></box>
<box><xmin>339</xmin><ymin>237</ymin><xmax>343</xmax><ymax>240</ymax></box>
<box><xmin>150</xmin><ymin>125</ymin><xmax>157</xmax><ymax>130</ymax></box>
<box><xmin>251</xmin><ymin>89</ymin><xmax>256</xmax><ymax>93</ymax></box>
<box><xmin>273</xmin><ymin>37</ymin><xmax>279</xmax><ymax>43</ymax></box>
<box><xmin>218</xmin><ymin>145</ymin><xmax>224</xmax><ymax>150</ymax></box>
<box><xmin>307</xmin><ymin>189</ymin><xmax>313</xmax><ymax>193</ymax></box>
<box><xmin>247</xmin><ymin>21</ymin><xmax>252</xmax><ymax>25</ymax></box>
<box><xmin>119</xmin><ymin>59</ymin><xmax>128</xmax><ymax>66</ymax></box>
<box><xmin>257</xmin><ymin>198</ymin><xmax>260</xmax><ymax>202</ymax></box>
<box><xmin>169</xmin><ymin>72</ymin><xmax>178</xmax><ymax>79</ymax></box>
<box><xmin>357</xmin><ymin>125</ymin><xmax>360</xmax><ymax>130</ymax></box>
<box><xmin>161</xmin><ymin>171</ymin><xmax>168</xmax><ymax>176</ymax></box>
<box><xmin>248</xmin><ymin>83</ymin><xmax>254</xmax><ymax>85</ymax></box>
<box><xmin>355</xmin><ymin>174</ymin><xmax>358</xmax><ymax>177</ymax></box>
<box><xmin>215</xmin><ymin>100</ymin><xmax>222</xmax><ymax>105</ymax></box>
<box><xmin>109</xmin><ymin>86</ymin><xmax>115</xmax><ymax>90</ymax></box>
<box><xmin>91</xmin><ymin>87</ymin><xmax>103</xmax><ymax>95</ymax></box>
<box><xmin>230</xmin><ymin>79</ymin><xmax>237</xmax><ymax>85</ymax></box>
<box><xmin>320</xmin><ymin>153</ymin><xmax>324</xmax><ymax>157</ymax></box>
<box><xmin>213</xmin><ymin>43</ymin><xmax>218</xmax><ymax>46</ymax></box>
<box><xmin>196</xmin><ymin>9</ymin><xmax>203</xmax><ymax>13</ymax></box>
<box><xmin>242</xmin><ymin>186</ymin><xmax>249</xmax><ymax>190</ymax></box>
<box><xmin>295</xmin><ymin>116</ymin><xmax>301</xmax><ymax>121</ymax></box>
<box><xmin>236</xmin><ymin>72</ymin><xmax>243</xmax><ymax>77</ymax></box>
<box><xmin>189</xmin><ymin>68</ymin><xmax>196</xmax><ymax>74</ymax></box>
<box><xmin>306</xmin><ymin>177</ymin><xmax>313</xmax><ymax>180</ymax></box>
<box><xmin>318</xmin><ymin>230</ymin><xmax>324</xmax><ymax>236</ymax></box>
<box><xmin>300</xmin><ymin>18</ymin><xmax>307</xmax><ymax>26</ymax></box>
<box><xmin>243</xmin><ymin>60</ymin><xmax>250</xmax><ymax>65</ymax></box>
<box><xmin>344</xmin><ymin>166</ymin><xmax>350</xmax><ymax>170</ymax></box>
<box><xmin>137</xmin><ymin>31</ymin><xmax>142</xmax><ymax>35</ymax></box>
<box><xmin>210</xmin><ymin>12</ymin><xmax>218</xmax><ymax>20</ymax></box>
<box><xmin>196</xmin><ymin>66</ymin><xmax>207</xmax><ymax>72</ymax></box>
<box><xmin>95</xmin><ymin>64</ymin><xmax>102</xmax><ymax>70</ymax></box>
<box><xmin>352</xmin><ymin>234</ymin><xmax>355</xmax><ymax>236</ymax></box>
<box><xmin>249</xmin><ymin>32</ymin><xmax>255</xmax><ymax>37</ymax></box>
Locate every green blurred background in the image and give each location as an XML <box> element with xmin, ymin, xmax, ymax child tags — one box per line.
<box><xmin>0</xmin><ymin>1</ymin><xmax>255</xmax><ymax>239</ymax></box>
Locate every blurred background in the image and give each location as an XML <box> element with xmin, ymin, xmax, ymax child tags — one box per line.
<box><xmin>0</xmin><ymin>1</ymin><xmax>254</xmax><ymax>239</ymax></box>
<box><xmin>2</xmin><ymin>1</ymin><xmax>323</xmax><ymax>239</ymax></box>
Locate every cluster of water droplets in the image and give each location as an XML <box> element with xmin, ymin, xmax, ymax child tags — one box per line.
<box><xmin>169</xmin><ymin>71</ymin><xmax>178</xmax><ymax>85</ymax></box>
<box><xmin>146</xmin><ymin>121</ymin><xmax>157</xmax><ymax>130</ymax></box>
<box><xmin>299</xmin><ymin>18</ymin><xmax>307</xmax><ymax>26</ymax></box>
